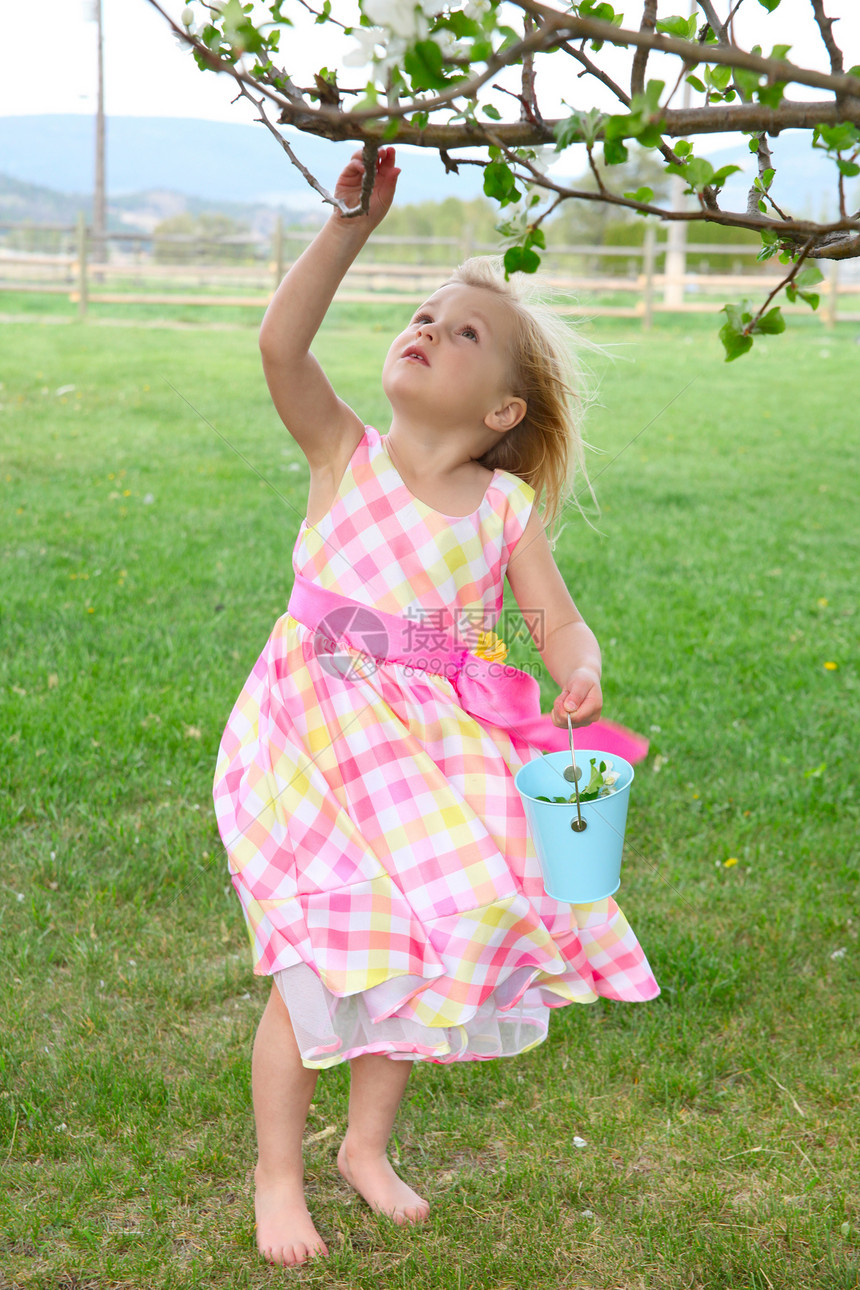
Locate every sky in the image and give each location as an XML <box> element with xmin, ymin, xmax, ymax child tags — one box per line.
<box><xmin>1</xmin><ymin>0</ymin><xmax>857</xmax><ymax>127</ymax></box>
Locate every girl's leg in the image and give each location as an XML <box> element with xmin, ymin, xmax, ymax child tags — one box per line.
<box><xmin>251</xmin><ymin>981</ymin><xmax>328</xmax><ymax>1266</ymax></box>
<box><xmin>337</xmin><ymin>1054</ymin><xmax>429</xmax><ymax>1225</ymax></box>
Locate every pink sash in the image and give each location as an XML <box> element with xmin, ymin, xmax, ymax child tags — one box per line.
<box><xmin>287</xmin><ymin>573</ymin><xmax>648</xmax><ymax>762</ymax></box>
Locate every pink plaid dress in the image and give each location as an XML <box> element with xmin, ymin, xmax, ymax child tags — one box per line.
<box><xmin>214</xmin><ymin>426</ymin><xmax>659</xmax><ymax>1068</ymax></box>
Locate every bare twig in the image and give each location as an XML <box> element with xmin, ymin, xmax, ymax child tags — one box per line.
<box><xmin>746</xmin><ymin>133</ymin><xmax>773</xmax><ymax>215</ymax></box>
<box><xmin>810</xmin><ymin>0</ymin><xmax>844</xmax><ymax>75</ymax></box>
<box><xmin>631</xmin><ymin>0</ymin><xmax>657</xmax><ymax>97</ymax></box>
<box><xmin>358</xmin><ymin>142</ymin><xmax>378</xmax><ymax>218</ymax></box>
<box><xmin>697</xmin><ymin>0</ymin><xmax>730</xmax><ymax>44</ymax></box>
<box><xmin>562</xmin><ymin>40</ymin><xmax>631</xmax><ymax>108</ymax></box>
<box><xmin>521</xmin><ymin>12</ymin><xmax>537</xmax><ymax>124</ymax></box>
<box><xmin>238</xmin><ymin>85</ymin><xmax>343</xmax><ymax>211</ymax></box>
<box><xmin>295</xmin><ymin>0</ymin><xmax>348</xmax><ymax>28</ymax></box>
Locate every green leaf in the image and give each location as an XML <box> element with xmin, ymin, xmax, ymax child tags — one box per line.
<box><xmin>813</xmin><ymin>122</ymin><xmax>860</xmax><ymax>152</ymax></box>
<box><xmin>643</xmin><ymin>79</ymin><xmax>666</xmax><ymax>111</ymax></box>
<box><xmin>503</xmin><ymin>245</ymin><xmax>541</xmax><ymax>275</ymax></box>
<box><xmin>706</xmin><ymin>64</ymin><xmax>732</xmax><ymax>91</ymax></box>
<box><xmin>685</xmin><ymin>75</ymin><xmax>705</xmax><ymax>93</ymax></box>
<box><xmin>719</xmin><ymin>322</ymin><xmax>754</xmax><ymax>361</ymax></box>
<box><xmin>734</xmin><ymin>66</ymin><xmax>761</xmax><ymax>99</ymax></box>
<box><xmin>579</xmin><ymin>0</ymin><xmax>621</xmax><ymax>21</ymax></box>
<box><xmin>603</xmin><ymin>113</ymin><xmax>629</xmax><ymax>141</ymax></box>
<box><xmin>482</xmin><ymin>104</ymin><xmax>502</xmax><ymax>121</ymax></box>
<box><xmin>757</xmin><ymin>81</ymin><xmax>785</xmax><ymax>109</ymax></box>
<box><xmin>754</xmin><ymin>306</ymin><xmax>785</xmax><ymax>334</ymax></box>
<box><xmin>403</xmin><ymin>39</ymin><xmax>449</xmax><ymax>91</ymax></box>
<box><xmin>796</xmin><ymin>264</ymin><xmax>824</xmax><ymax>289</ymax></box>
<box><xmin>440</xmin><ymin>10</ymin><xmax>481</xmax><ymax>38</ymax></box>
<box><xmin>656</xmin><ymin>15</ymin><xmax>697</xmax><ymax>38</ymax></box>
<box><xmin>757</xmin><ymin>0</ymin><xmax>781</xmax><ymax>10</ymax></box>
<box><xmin>603</xmin><ymin>137</ymin><xmax>629</xmax><ymax>166</ymax></box>
<box><xmin>798</xmin><ymin>290</ymin><xmax>820</xmax><ymax>311</ymax></box>
<box><xmin>674</xmin><ymin>140</ymin><xmax>693</xmax><ymax>157</ymax></box>
<box><xmin>762</xmin><ymin>167</ymin><xmax>775</xmax><ymax>188</ymax></box>
<box><xmin>666</xmin><ymin>157</ymin><xmax>715</xmax><ymax>191</ymax></box>
<box><xmin>623</xmin><ymin>186</ymin><xmax>654</xmax><ymax>204</ymax></box>
<box><xmin>483</xmin><ymin>161</ymin><xmax>520</xmax><ymax>205</ymax></box>
<box><xmin>637</xmin><ymin>124</ymin><xmax>664</xmax><ymax>149</ymax></box>
<box><xmin>837</xmin><ymin>158</ymin><xmax>860</xmax><ymax>177</ymax></box>
<box><xmin>722</xmin><ymin>301</ymin><xmax>753</xmax><ymax>332</ymax></box>
<box><xmin>711</xmin><ymin>164</ymin><xmax>742</xmax><ymax>187</ymax></box>
<box><xmin>382</xmin><ymin>119</ymin><xmax>399</xmax><ymax>141</ymax></box>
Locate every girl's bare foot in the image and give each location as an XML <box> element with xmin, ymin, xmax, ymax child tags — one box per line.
<box><xmin>337</xmin><ymin>1135</ymin><xmax>429</xmax><ymax>1225</ymax></box>
<box><xmin>254</xmin><ymin>1167</ymin><xmax>329</xmax><ymax>1266</ymax></box>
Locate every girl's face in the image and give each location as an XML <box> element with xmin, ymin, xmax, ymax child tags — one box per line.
<box><xmin>381</xmin><ymin>283</ymin><xmax>522</xmax><ymax>432</ymax></box>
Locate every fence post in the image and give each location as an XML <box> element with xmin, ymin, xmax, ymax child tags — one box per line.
<box><xmin>641</xmin><ymin>224</ymin><xmax>656</xmax><ymax>330</ymax></box>
<box><xmin>273</xmin><ymin>215</ymin><xmax>284</xmax><ymax>290</ymax></box>
<box><xmin>75</xmin><ymin>211</ymin><xmax>89</xmax><ymax>320</ymax></box>
<box><xmin>826</xmin><ymin>260</ymin><xmax>838</xmax><ymax>329</ymax></box>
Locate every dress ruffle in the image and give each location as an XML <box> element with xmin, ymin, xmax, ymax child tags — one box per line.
<box><xmin>273</xmin><ymin>895</ymin><xmax>656</xmax><ymax>1067</ymax></box>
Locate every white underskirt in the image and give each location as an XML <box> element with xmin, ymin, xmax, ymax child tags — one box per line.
<box><xmin>273</xmin><ymin>961</ymin><xmax>571</xmax><ymax>1069</ymax></box>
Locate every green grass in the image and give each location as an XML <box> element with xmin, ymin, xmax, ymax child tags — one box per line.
<box><xmin>1</xmin><ymin>308</ymin><xmax>858</xmax><ymax>1289</ymax></box>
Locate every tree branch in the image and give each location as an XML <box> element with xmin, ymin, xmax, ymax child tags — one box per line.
<box><xmin>270</xmin><ymin>99</ymin><xmax>860</xmax><ymax>149</ymax></box>
<box><xmin>746</xmin><ymin>133</ymin><xmax>772</xmax><ymax>216</ymax></box>
<box><xmin>508</xmin><ymin>2</ymin><xmax>860</xmax><ymax>102</ymax></box>
<box><xmin>696</xmin><ymin>0</ymin><xmax>730</xmax><ymax>44</ymax></box>
<box><xmin>631</xmin><ymin>0</ymin><xmax>657</xmax><ymax>97</ymax></box>
<box><xmin>810</xmin><ymin>0</ymin><xmax>844</xmax><ymax>76</ymax></box>
<box><xmin>145</xmin><ymin>0</ymin><xmax>859</xmax><ymax>261</ymax></box>
<box><xmin>743</xmin><ymin>238</ymin><xmax>815</xmax><ymax>335</ymax></box>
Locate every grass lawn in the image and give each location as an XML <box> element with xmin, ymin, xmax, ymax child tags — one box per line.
<box><xmin>1</xmin><ymin>303</ymin><xmax>858</xmax><ymax>1290</ymax></box>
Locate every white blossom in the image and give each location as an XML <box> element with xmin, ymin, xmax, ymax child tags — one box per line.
<box><xmin>364</xmin><ymin>0</ymin><xmax>430</xmax><ymax>42</ymax></box>
<box><xmin>431</xmin><ymin>27</ymin><xmax>463</xmax><ymax>59</ymax></box>
<box><xmin>344</xmin><ymin>25</ymin><xmax>386</xmax><ymax>67</ymax></box>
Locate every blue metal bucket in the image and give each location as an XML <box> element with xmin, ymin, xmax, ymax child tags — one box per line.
<box><xmin>514</xmin><ymin>750</ymin><xmax>634</xmax><ymax>903</ymax></box>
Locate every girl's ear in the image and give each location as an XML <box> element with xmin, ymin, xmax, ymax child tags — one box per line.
<box><xmin>485</xmin><ymin>397</ymin><xmax>527</xmax><ymax>433</ymax></box>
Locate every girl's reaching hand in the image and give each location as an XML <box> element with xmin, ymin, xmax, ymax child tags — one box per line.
<box><xmin>551</xmin><ymin>669</ymin><xmax>603</xmax><ymax>730</ymax></box>
<box><xmin>332</xmin><ymin>146</ymin><xmax>400</xmax><ymax>231</ymax></box>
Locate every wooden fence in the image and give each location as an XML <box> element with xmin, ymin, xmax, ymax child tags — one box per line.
<box><xmin>1</xmin><ymin>215</ymin><xmax>857</xmax><ymax>326</ymax></box>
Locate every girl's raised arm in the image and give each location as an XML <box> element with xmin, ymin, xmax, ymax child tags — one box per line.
<box><xmin>259</xmin><ymin>148</ymin><xmax>400</xmax><ymax>469</ymax></box>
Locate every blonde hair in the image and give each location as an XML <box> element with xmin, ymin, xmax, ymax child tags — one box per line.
<box><xmin>446</xmin><ymin>256</ymin><xmax>596</xmax><ymax>547</ymax></box>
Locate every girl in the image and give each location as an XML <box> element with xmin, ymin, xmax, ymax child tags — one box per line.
<box><xmin>213</xmin><ymin>147</ymin><xmax>659</xmax><ymax>1267</ymax></box>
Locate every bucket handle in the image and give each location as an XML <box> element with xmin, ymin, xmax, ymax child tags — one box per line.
<box><xmin>567</xmin><ymin>713</ymin><xmax>587</xmax><ymax>833</ymax></box>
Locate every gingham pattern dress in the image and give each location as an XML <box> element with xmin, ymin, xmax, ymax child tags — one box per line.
<box><xmin>214</xmin><ymin>426</ymin><xmax>659</xmax><ymax>1068</ymax></box>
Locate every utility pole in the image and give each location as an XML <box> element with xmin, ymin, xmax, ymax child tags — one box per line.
<box><xmin>92</xmin><ymin>0</ymin><xmax>106</xmax><ymax>273</ymax></box>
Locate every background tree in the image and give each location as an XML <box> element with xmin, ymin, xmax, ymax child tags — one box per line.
<box><xmin>149</xmin><ymin>0</ymin><xmax>860</xmax><ymax>357</ymax></box>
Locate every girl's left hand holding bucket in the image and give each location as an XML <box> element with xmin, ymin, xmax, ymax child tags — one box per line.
<box><xmin>551</xmin><ymin>669</ymin><xmax>603</xmax><ymax>729</ymax></box>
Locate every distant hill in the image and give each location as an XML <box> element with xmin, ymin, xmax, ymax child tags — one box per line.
<box><xmin>0</xmin><ymin>115</ymin><xmax>484</xmax><ymax>211</ymax></box>
<box><xmin>0</xmin><ymin>169</ymin><xmax>333</xmax><ymax>238</ymax></box>
<box><xmin>0</xmin><ymin>173</ymin><xmax>89</xmax><ymax>225</ymax></box>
